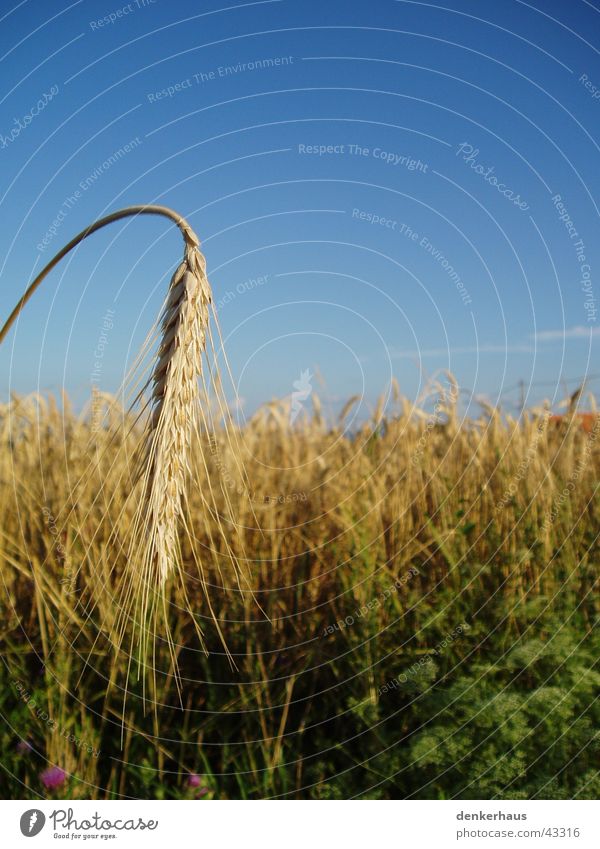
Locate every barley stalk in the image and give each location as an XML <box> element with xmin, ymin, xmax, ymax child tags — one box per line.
<box><xmin>140</xmin><ymin>235</ymin><xmax>212</xmax><ymax>584</ymax></box>
<box><xmin>0</xmin><ymin>205</ymin><xmax>220</xmax><ymax>684</ymax></box>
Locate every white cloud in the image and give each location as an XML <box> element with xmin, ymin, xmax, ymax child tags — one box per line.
<box><xmin>534</xmin><ymin>325</ymin><xmax>600</xmax><ymax>342</ymax></box>
<box><xmin>388</xmin><ymin>343</ymin><xmax>534</xmax><ymax>359</ymax></box>
<box><xmin>360</xmin><ymin>326</ymin><xmax>599</xmax><ymax>364</ymax></box>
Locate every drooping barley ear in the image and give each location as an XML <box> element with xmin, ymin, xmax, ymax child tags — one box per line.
<box><xmin>138</xmin><ymin>232</ymin><xmax>212</xmax><ymax>585</ymax></box>
<box><xmin>2</xmin><ymin>204</ymin><xmax>253</xmax><ymax>708</ymax></box>
<box><xmin>0</xmin><ymin>204</ymin><xmax>222</xmax><ymax>675</ymax></box>
<box><xmin>0</xmin><ymin>206</ymin><xmax>210</xmax><ymax>586</ymax></box>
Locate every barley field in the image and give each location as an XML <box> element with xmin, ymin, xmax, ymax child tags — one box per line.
<box><xmin>1</xmin><ymin>384</ymin><xmax>598</xmax><ymax>800</ymax></box>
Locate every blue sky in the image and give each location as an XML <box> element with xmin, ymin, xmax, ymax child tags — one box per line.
<box><xmin>0</xmin><ymin>0</ymin><xmax>598</xmax><ymax>416</ymax></box>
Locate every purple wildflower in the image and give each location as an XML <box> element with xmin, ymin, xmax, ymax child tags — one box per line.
<box><xmin>187</xmin><ymin>774</ymin><xmax>211</xmax><ymax>797</ymax></box>
<box><xmin>16</xmin><ymin>739</ymin><xmax>33</xmax><ymax>754</ymax></box>
<box><xmin>40</xmin><ymin>766</ymin><xmax>66</xmax><ymax>789</ymax></box>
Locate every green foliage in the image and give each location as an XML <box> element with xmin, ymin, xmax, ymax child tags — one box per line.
<box><xmin>2</xmin><ymin>562</ymin><xmax>598</xmax><ymax>800</ymax></box>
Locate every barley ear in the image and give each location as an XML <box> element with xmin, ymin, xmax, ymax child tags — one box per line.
<box><xmin>140</xmin><ymin>231</ymin><xmax>212</xmax><ymax>586</ymax></box>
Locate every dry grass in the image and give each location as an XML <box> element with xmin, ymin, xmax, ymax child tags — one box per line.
<box><xmin>2</xmin><ymin>383</ymin><xmax>598</xmax><ymax>654</ymax></box>
<box><xmin>0</xmin><ymin>382</ymin><xmax>598</xmax><ymax>797</ymax></box>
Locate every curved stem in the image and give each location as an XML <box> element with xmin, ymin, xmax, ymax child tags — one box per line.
<box><xmin>0</xmin><ymin>204</ymin><xmax>200</xmax><ymax>346</ymax></box>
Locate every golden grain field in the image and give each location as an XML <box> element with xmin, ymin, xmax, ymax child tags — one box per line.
<box><xmin>1</xmin><ymin>384</ymin><xmax>598</xmax><ymax>799</ymax></box>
